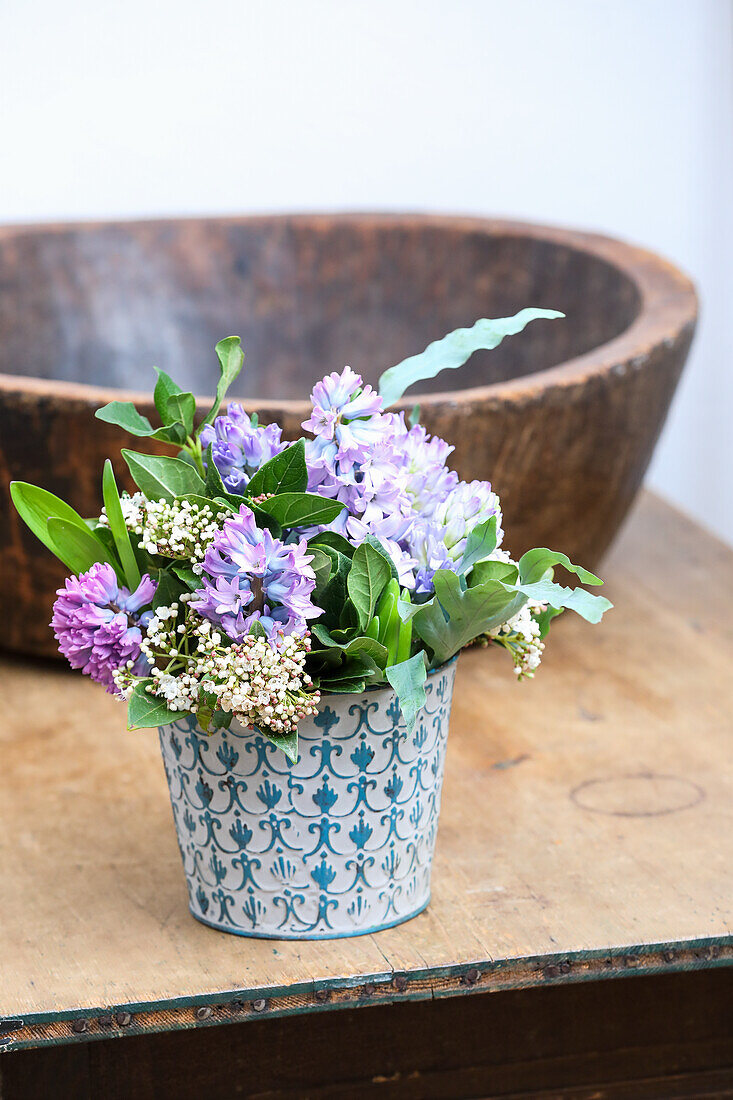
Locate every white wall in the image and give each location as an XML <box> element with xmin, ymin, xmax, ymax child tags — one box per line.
<box><xmin>1</xmin><ymin>0</ymin><xmax>731</xmax><ymax>541</ymax></box>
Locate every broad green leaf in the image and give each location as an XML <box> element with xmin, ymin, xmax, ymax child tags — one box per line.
<box><xmin>517</xmin><ymin>548</ymin><xmax>603</xmax><ymax>586</ymax></box>
<box><xmin>378</xmin><ymin>308</ymin><xmax>565</xmax><ymax>407</ymax></box>
<box><xmin>246</xmin><ymin>439</ymin><xmax>307</xmax><ymax>497</ymax></box>
<box><xmin>128</xmin><ymin>679</ymin><xmax>182</xmax><ymax>730</ymax></box>
<box><xmin>166</xmin><ymin>391</ymin><xmax>196</xmax><ymax>435</ymax></box>
<box><xmin>459</xmin><ymin>516</ymin><xmax>499</xmax><ymax>576</ymax></box>
<box><xmin>470</xmin><ymin>558</ymin><xmax>519</xmax><ymax>586</ymax></box>
<box><xmin>102</xmin><ymin>460</ymin><xmax>141</xmax><ymax>590</ymax></box>
<box><xmin>259</xmin><ymin>726</ymin><xmax>299</xmax><ymax>763</ymax></box>
<box><xmin>318</xmin><ymin>677</ymin><xmax>367</xmax><ymax>694</ymax></box>
<box><xmin>10</xmin><ymin>482</ymin><xmax>95</xmax><ymax>563</ymax></box>
<box><xmin>172</xmin><ymin>564</ymin><xmax>204</xmax><ymax>590</ymax></box>
<box><xmin>411</xmin><ymin>571</ymin><xmax>526</xmax><ymax>665</ymax></box>
<box><xmin>153</xmin><ymin>368</ymin><xmax>183</xmax><ymax>422</ymax></box>
<box><xmin>122</xmin><ymin>449</ymin><xmax>205</xmax><ymax>501</ymax></box>
<box><xmin>95</xmin><ymin>400</ymin><xmax>186</xmax><ymax>443</ymax></box>
<box><xmin>203</xmin><ymin>336</ymin><xmax>245</xmax><ymax>426</ymax></box>
<box><xmin>320</xmin><ymin>551</ymin><xmax>351</xmax><ymax>618</ymax></box>
<box><xmin>308</xmin><ymin>531</ymin><xmax>355</xmax><ymax>558</ymax></box>
<box><xmin>152</xmin><ymin>569</ymin><xmax>185</xmax><ymax>609</ymax></box>
<box><xmin>255</xmin><ymin>492</ymin><xmax>345</xmax><ymax>528</ymax></box>
<box><xmin>535</xmin><ymin>605</ymin><xmax>564</xmax><ymax>638</ymax></box>
<box><xmin>386</xmin><ymin>652</ymin><xmax>428</xmax><ymax>734</ymax></box>
<box><xmin>309</xmin><ymin>547</ymin><xmax>333</xmax><ymax>595</ymax></box>
<box><xmin>347</xmin><ymin>540</ymin><xmax>392</xmax><ymax>629</ymax></box>
<box><xmin>47</xmin><ymin>517</ymin><xmax>123</xmax><ymax>580</ymax></box>
<box><xmin>311</xmin><ymin>625</ymin><xmax>388</xmax><ymax>669</ymax></box>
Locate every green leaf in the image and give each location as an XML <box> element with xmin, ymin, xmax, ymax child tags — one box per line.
<box><xmin>411</xmin><ymin>571</ymin><xmax>526</xmax><ymax>665</ymax></box>
<box><xmin>172</xmin><ymin>564</ymin><xmax>202</xmax><ymax>591</ymax></box>
<box><xmin>122</xmin><ymin>449</ymin><xmax>205</xmax><ymax>501</ymax></box>
<box><xmin>517</xmin><ymin>548</ymin><xmax>603</xmax><ymax>586</ymax></box>
<box><xmin>320</xmin><ymin>551</ymin><xmax>351</xmax><ymax>618</ymax></box>
<box><xmin>127</xmin><ymin>680</ymin><xmax>182</xmax><ymax>730</ymax></box>
<box><xmin>535</xmin><ymin>605</ymin><xmax>564</xmax><ymax>638</ymax></box>
<box><xmin>152</xmin><ymin>569</ymin><xmax>185</xmax><ymax>609</ymax></box>
<box><xmin>470</xmin><ymin>558</ymin><xmax>519</xmax><ymax>586</ymax></box>
<box><xmin>459</xmin><ymin>516</ymin><xmax>499</xmax><ymax>576</ymax></box>
<box><xmin>46</xmin><ymin>517</ymin><xmax>123</xmax><ymax>580</ymax></box>
<box><xmin>153</xmin><ymin>368</ymin><xmax>183</xmax><ymax>422</ymax></box>
<box><xmin>385</xmin><ymin>652</ymin><xmax>428</xmax><ymax>734</ymax></box>
<box><xmin>10</xmin><ymin>482</ymin><xmax>96</xmax><ymax>564</ymax></box>
<box><xmin>166</xmin><ymin>391</ymin><xmax>196</xmax><ymax>435</ymax></box>
<box><xmin>311</xmin><ymin>625</ymin><xmax>388</xmax><ymax>669</ymax></box>
<box><xmin>347</xmin><ymin>540</ymin><xmax>393</xmax><ymax>629</ymax></box>
<box><xmin>511</xmin><ymin>578</ymin><xmax>612</xmax><ymax>624</ymax></box>
<box><xmin>308</xmin><ymin>531</ymin><xmax>355</xmax><ymax>558</ymax></box>
<box><xmin>309</xmin><ymin>547</ymin><xmax>333</xmax><ymax>595</ymax></box>
<box><xmin>246</xmin><ymin>439</ymin><xmax>307</xmax><ymax>497</ymax></box>
<box><xmin>378</xmin><ymin>308</ymin><xmax>565</xmax><ymax>406</ymax></box>
<box><xmin>259</xmin><ymin>726</ymin><xmax>299</xmax><ymax>763</ymax></box>
<box><xmin>202</xmin><ymin>336</ymin><xmax>245</xmax><ymax>426</ymax></box>
<box><xmin>95</xmin><ymin>400</ymin><xmax>186</xmax><ymax>444</ymax></box>
<box><xmin>102</xmin><ymin>460</ymin><xmax>141</xmax><ymax>589</ymax></box>
<box><xmin>255</xmin><ymin>492</ymin><xmax>345</xmax><ymax>528</ymax></box>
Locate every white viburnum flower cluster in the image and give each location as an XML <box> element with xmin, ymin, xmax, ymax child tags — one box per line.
<box><xmin>479</xmin><ymin>601</ymin><xmax>547</xmax><ymax>680</ymax></box>
<box><xmin>136</xmin><ymin>599</ymin><xmax>320</xmax><ymax>734</ymax></box>
<box><xmin>101</xmin><ymin>493</ymin><xmax>222</xmax><ymax>562</ymax></box>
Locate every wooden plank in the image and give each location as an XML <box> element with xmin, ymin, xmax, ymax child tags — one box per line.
<box><xmin>1</xmin><ymin>492</ymin><xmax>732</xmax><ymax>1052</ymax></box>
<box><xmin>3</xmin><ymin>969</ymin><xmax>733</xmax><ymax>1099</ymax></box>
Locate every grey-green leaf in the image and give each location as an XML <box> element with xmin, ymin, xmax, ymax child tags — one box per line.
<box><xmin>411</xmin><ymin>571</ymin><xmax>526</xmax><ymax>666</ymax></box>
<box><xmin>511</xmin><ymin>578</ymin><xmax>612</xmax><ymax>624</ymax></box>
<box><xmin>385</xmin><ymin>652</ymin><xmax>428</xmax><ymax>734</ymax></box>
<box><xmin>517</xmin><ymin>548</ymin><xmax>603</xmax><ymax>586</ymax></box>
<box><xmin>347</xmin><ymin>540</ymin><xmax>393</xmax><ymax>629</ymax></box>
<box><xmin>122</xmin><ymin>449</ymin><xmax>205</xmax><ymax>501</ymax></box>
<box><xmin>378</xmin><ymin>308</ymin><xmax>565</xmax><ymax>407</ymax></box>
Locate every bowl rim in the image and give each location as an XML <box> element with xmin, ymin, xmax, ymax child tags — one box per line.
<box><xmin>0</xmin><ymin>212</ymin><xmax>698</xmax><ymax>414</ymax></box>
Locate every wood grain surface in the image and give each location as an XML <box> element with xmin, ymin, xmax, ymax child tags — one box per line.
<box><xmin>0</xmin><ymin>493</ymin><xmax>730</xmax><ymax>1055</ymax></box>
<box><xmin>0</xmin><ymin>213</ymin><xmax>697</xmax><ymax>658</ymax></box>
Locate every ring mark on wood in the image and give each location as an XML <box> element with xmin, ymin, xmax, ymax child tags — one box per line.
<box><xmin>570</xmin><ymin>772</ymin><xmax>705</xmax><ymax>817</ymax></box>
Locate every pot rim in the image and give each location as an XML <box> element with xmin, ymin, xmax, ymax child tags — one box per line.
<box><xmin>0</xmin><ymin>212</ymin><xmax>698</xmax><ymax>413</ymax></box>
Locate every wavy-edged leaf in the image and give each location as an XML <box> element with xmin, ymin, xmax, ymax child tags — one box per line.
<box><xmin>511</xmin><ymin>578</ymin><xmax>612</xmax><ymax>624</ymax></box>
<box><xmin>102</xmin><ymin>460</ymin><xmax>141</xmax><ymax>589</ymax></box>
<box><xmin>517</xmin><ymin>548</ymin><xmax>603</xmax><ymax>586</ymax></box>
<box><xmin>128</xmin><ymin>679</ymin><xmax>182</xmax><ymax>730</ymax></box>
<box><xmin>203</xmin><ymin>336</ymin><xmax>245</xmax><ymax>426</ymax></box>
<box><xmin>386</xmin><ymin>651</ymin><xmax>428</xmax><ymax>734</ymax></box>
<box><xmin>122</xmin><ymin>449</ymin><xmax>205</xmax><ymax>501</ymax></box>
<box><xmin>378</xmin><ymin>308</ymin><xmax>565</xmax><ymax>406</ymax></box>
<box><xmin>411</xmin><ymin>571</ymin><xmax>526</xmax><ymax>665</ymax></box>
<box><xmin>47</xmin><ymin>517</ymin><xmax>123</xmax><ymax>580</ymax></box>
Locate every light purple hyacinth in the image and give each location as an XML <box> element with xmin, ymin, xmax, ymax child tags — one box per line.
<box><xmin>200</xmin><ymin>403</ymin><xmax>286</xmax><ymax>493</ymax></box>
<box><xmin>191</xmin><ymin>505</ymin><xmax>321</xmax><ymax>642</ymax></box>
<box><xmin>408</xmin><ymin>479</ymin><xmax>504</xmax><ymax>592</ymax></box>
<box><xmin>51</xmin><ymin>564</ymin><xmax>156</xmax><ymax>694</ymax></box>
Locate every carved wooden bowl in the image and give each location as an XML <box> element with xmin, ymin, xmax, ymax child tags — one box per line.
<box><xmin>0</xmin><ymin>214</ymin><xmax>696</xmax><ymax>658</ymax></box>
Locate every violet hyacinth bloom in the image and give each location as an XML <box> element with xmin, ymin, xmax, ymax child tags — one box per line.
<box><xmin>200</xmin><ymin>403</ymin><xmax>286</xmax><ymax>493</ymax></box>
<box><xmin>51</xmin><ymin>564</ymin><xmax>156</xmax><ymax>694</ymax></box>
<box><xmin>191</xmin><ymin>505</ymin><xmax>321</xmax><ymax>642</ymax></box>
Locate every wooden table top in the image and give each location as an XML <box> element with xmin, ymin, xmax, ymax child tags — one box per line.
<box><xmin>1</xmin><ymin>493</ymin><xmax>731</xmax><ymax>1052</ymax></box>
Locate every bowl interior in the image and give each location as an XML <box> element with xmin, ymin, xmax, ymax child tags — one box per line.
<box><xmin>0</xmin><ymin>217</ymin><xmax>641</xmax><ymax>400</ymax></box>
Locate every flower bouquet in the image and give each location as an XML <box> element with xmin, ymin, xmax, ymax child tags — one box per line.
<box><xmin>11</xmin><ymin>307</ymin><xmax>611</xmax><ymax>938</ymax></box>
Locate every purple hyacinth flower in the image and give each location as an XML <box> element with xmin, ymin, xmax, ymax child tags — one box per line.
<box><xmin>191</xmin><ymin>505</ymin><xmax>322</xmax><ymax>642</ymax></box>
<box><xmin>51</xmin><ymin>564</ymin><xmax>157</xmax><ymax>694</ymax></box>
<box><xmin>200</xmin><ymin>403</ymin><xmax>286</xmax><ymax>493</ymax></box>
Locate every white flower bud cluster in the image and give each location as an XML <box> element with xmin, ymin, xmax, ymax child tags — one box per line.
<box><xmin>485</xmin><ymin>601</ymin><xmax>546</xmax><ymax>679</ymax></box>
<box><xmin>136</xmin><ymin>599</ymin><xmax>320</xmax><ymax>734</ymax></box>
<box><xmin>100</xmin><ymin>493</ymin><xmax>221</xmax><ymax>562</ymax></box>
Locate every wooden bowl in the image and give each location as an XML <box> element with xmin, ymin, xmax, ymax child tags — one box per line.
<box><xmin>0</xmin><ymin>214</ymin><xmax>696</xmax><ymax>659</ymax></box>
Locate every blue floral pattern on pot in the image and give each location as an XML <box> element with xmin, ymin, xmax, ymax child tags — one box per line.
<box><xmin>159</xmin><ymin>660</ymin><xmax>457</xmax><ymax>938</ymax></box>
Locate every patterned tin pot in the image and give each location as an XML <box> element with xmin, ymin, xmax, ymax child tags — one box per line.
<box><xmin>158</xmin><ymin>658</ymin><xmax>457</xmax><ymax>939</ymax></box>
